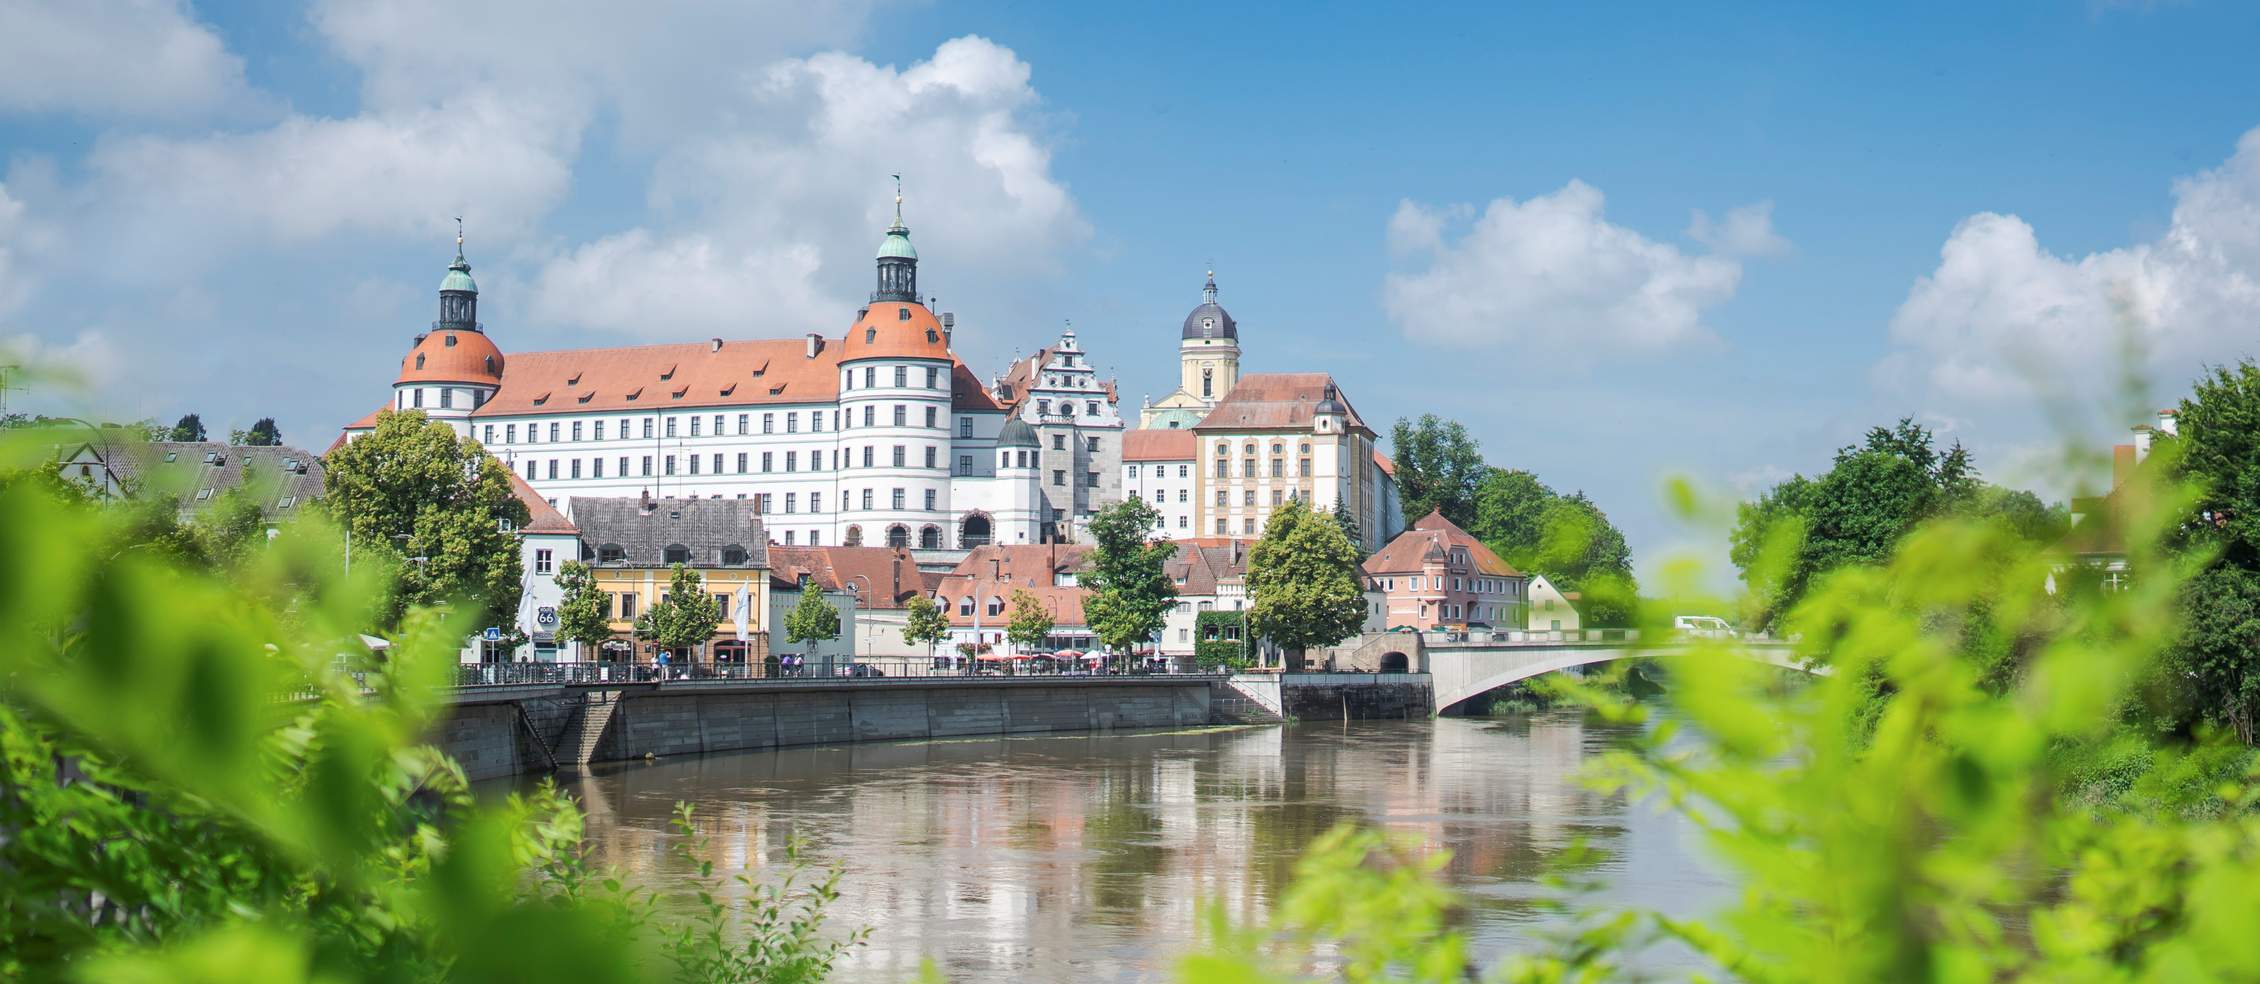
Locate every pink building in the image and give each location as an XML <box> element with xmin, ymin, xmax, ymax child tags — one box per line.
<box><xmin>1363</xmin><ymin>510</ymin><xmax>1528</xmax><ymax>631</ymax></box>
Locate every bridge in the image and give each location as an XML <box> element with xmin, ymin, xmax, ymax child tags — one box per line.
<box><xmin>1336</xmin><ymin>629</ymin><xmax>1816</xmax><ymax>713</ymax></box>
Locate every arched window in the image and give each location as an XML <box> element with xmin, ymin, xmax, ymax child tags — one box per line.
<box><xmin>919</xmin><ymin>525</ymin><xmax>942</xmax><ymax>549</ymax></box>
<box><xmin>886</xmin><ymin>524</ymin><xmax>910</xmax><ymax>548</ymax></box>
<box><xmin>844</xmin><ymin>525</ymin><xmax>863</xmax><ymax>546</ymax></box>
<box><xmin>663</xmin><ymin>544</ymin><xmax>690</xmax><ymax>565</ymax></box>
<box><xmin>597</xmin><ymin>543</ymin><xmax>626</xmax><ymax>564</ymax></box>
<box><xmin>721</xmin><ymin>545</ymin><xmax>748</xmax><ymax>566</ymax></box>
<box><xmin>960</xmin><ymin>513</ymin><xmax>993</xmax><ymax>548</ymax></box>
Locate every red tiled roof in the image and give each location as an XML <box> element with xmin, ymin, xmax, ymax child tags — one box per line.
<box><xmin>1363</xmin><ymin>509</ymin><xmax>1522</xmax><ymax>577</ymax></box>
<box><xmin>396</xmin><ymin>329</ymin><xmax>504</xmax><ymax>386</ymax></box>
<box><xmin>505</xmin><ymin>470</ymin><xmax>577</xmax><ymax>534</ymax></box>
<box><xmin>764</xmin><ymin>545</ymin><xmax>926</xmax><ymax>609</ymax></box>
<box><xmin>840</xmin><ymin>301</ymin><xmax>954</xmax><ymax>363</ymax></box>
<box><xmin>1373</xmin><ymin>449</ymin><xmax>1395</xmax><ymax>476</ymax></box>
<box><xmin>1193</xmin><ymin>372</ymin><xmax>1369</xmax><ymax>433</ymax></box>
<box><xmin>1123</xmin><ymin>428</ymin><xmax>1197</xmax><ymax>461</ymax></box>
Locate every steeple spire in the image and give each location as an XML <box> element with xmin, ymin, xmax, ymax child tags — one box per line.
<box><xmin>438</xmin><ymin>220</ymin><xmax>480</xmax><ymax>331</ymax></box>
<box><xmin>891</xmin><ymin>173</ymin><xmax>905</xmax><ymax>230</ymax></box>
<box><xmin>873</xmin><ymin>177</ymin><xmax>919</xmax><ymax>302</ymax></box>
<box><xmin>1203</xmin><ymin>269</ymin><xmax>1218</xmax><ymax>305</ymax></box>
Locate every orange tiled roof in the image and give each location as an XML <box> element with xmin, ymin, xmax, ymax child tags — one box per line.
<box><xmin>1193</xmin><ymin>372</ymin><xmax>1368</xmax><ymax>433</ymax></box>
<box><xmin>396</xmin><ymin>329</ymin><xmax>505</xmax><ymax>386</ymax></box>
<box><xmin>841</xmin><ymin>301</ymin><xmax>955</xmax><ymax>362</ymax></box>
<box><xmin>1373</xmin><ymin>449</ymin><xmax>1395</xmax><ymax>476</ymax></box>
<box><xmin>1123</xmin><ymin>428</ymin><xmax>1198</xmax><ymax>461</ymax></box>
<box><xmin>764</xmin><ymin>544</ymin><xmax>926</xmax><ymax>609</ymax></box>
<box><xmin>1363</xmin><ymin>509</ymin><xmax>1522</xmax><ymax>578</ymax></box>
<box><xmin>505</xmin><ymin>470</ymin><xmax>578</xmax><ymax>534</ymax></box>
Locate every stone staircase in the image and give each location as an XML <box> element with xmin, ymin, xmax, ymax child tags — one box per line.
<box><xmin>553</xmin><ymin>691</ymin><xmax>619</xmax><ymax>768</ymax></box>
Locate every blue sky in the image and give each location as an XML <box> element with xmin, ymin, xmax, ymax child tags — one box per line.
<box><xmin>4</xmin><ymin>1</ymin><xmax>2259</xmax><ymax>579</ymax></box>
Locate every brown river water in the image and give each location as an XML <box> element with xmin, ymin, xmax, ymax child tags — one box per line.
<box><xmin>546</xmin><ymin>711</ymin><xmax>1723</xmax><ymax>981</ymax></box>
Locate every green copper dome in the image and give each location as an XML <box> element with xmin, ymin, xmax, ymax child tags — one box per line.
<box><xmin>877</xmin><ymin>226</ymin><xmax>917</xmax><ymax>261</ymax></box>
<box><xmin>440</xmin><ymin>255</ymin><xmax>479</xmax><ymax>294</ymax></box>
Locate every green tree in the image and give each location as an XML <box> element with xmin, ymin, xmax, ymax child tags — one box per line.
<box><xmin>167</xmin><ymin>412</ymin><xmax>206</xmax><ymax>442</ymax></box>
<box><xmin>2161</xmin><ymin>362</ymin><xmax>2260</xmax><ymax>742</ymax></box>
<box><xmin>1081</xmin><ymin>496</ymin><xmax>1179</xmax><ymax>653</ymax></box>
<box><xmin>632</xmin><ymin>563</ymin><xmax>721</xmax><ymax>663</ymax></box>
<box><xmin>1006</xmin><ymin>588</ymin><xmax>1053</xmax><ymax>655</ymax></box>
<box><xmin>1471</xmin><ymin>468</ymin><xmax>1639</xmax><ymax>626</ymax></box>
<box><xmin>902</xmin><ymin>594</ymin><xmax>949</xmax><ymax>659</ymax></box>
<box><xmin>232</xmin><ymin>417</ymin><xmax>282</xmax><ymax>447</ymax></box>
<box><xmin>1331</xmin><ymin>499</ymin><xmax>1361</xmax><ymax>550</ymax></box>
<box><xmin>1246</xmin><ymin>498</ymin><xmax>1368</xmax><ymax>669</ymax></box>
<box><xmin>1388</xmin><ymin>414</ymin><xmax>1486</xmax><ymax>527</ymax></box>
<box><xmin>321</xmin><ymin>409</ymin><xmax>528</xmax><ymax>629</ymax></box>
<box><xmin>552</xmin><ymin>560</ymin><xmax>612</xmax><ymax>659</ymax></box>
<box><xmin>784</xmin><ymin>580</ymin><xmax>842</xmax><ymax>653</ymax></box>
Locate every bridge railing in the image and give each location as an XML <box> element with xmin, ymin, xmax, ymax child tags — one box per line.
<box><xmin>449</xmin><ymin>658</ymin><xmax>1231</xmax><ymax>690</ymax></box>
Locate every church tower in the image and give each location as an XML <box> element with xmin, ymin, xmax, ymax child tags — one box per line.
<box><xmin>1140</xmin><ymin>270</ymin><xmax>1242</xmax><ymax>429</ymax></box>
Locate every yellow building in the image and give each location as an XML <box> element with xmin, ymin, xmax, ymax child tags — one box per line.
<box><xmin>1190</xmin><ymin>373</ymin><xmax>1396</xmax><ymax>554</ymax></box>
<box><xmin>571</xmin><ymin>495</ymin><xmax>772</xmax><ymax>664</ymax></box>
<box><xmin>1140</xmin><ymin>271</ymin><xmax>1242</xmax><ymax>430</ymax></box>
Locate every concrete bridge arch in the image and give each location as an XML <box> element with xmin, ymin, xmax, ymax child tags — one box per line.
<box><xmin>1426</xmin><ymin>641</ymin><xmax>1816</xmax><ymax>713</ymax></box>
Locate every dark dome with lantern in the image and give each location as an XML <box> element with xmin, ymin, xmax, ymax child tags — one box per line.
<box><xmin>1181</xmin><ymin>270</ymin><xmax>1238</xmax><ymax>341</ymax></box>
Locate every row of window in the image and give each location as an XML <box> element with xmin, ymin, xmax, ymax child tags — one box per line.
<box><xmin>519</xmin><ymin>441</ymin><xmax>980</xmax><ymax>482</ymax></box>
<box><xmin>482</xmin><ymin>406</ymin><xmax>976</xmax><ymax>447</ymax></box>
<box><xmin>1373</xmin><ymin>575</ymin><xmax>1521</xmax><ymax>596</ymax></box>
<box><xmin>1032</xmin><ymin>398</ymin><xmax>1105</xmax><ymax>417</ymax></box>
<box><xmin>1216</xmin><ymin>440</ymin><xmax>1314</xmax><ymax>457</ymax></box>
<box><xmin>1212</xmin><ymin>457</ymin><xmax>1315</xmax><ymax>479</ymax></box>
<box><xmin>1423</xmin><ymin>602</ymin><xmax>1517</xmax><ymax>623</ymax></box>
<box><xmin>843</xmin><ymin>365</ymin><xmax>945</xmax><ymax>391</ymax></box>
<box><xmin>1126</xmin><ymin>464</ymin><xmax>1191</xmax><ymax>479</ymax></box>
<box><xmin>401</xmin><ymin>387</ymin><xmax>486</xmax><ymax>411</ymax></box>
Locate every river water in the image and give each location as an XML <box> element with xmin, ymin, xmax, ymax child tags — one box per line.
<box><xmin>561</xmin><ymin>712</ymin><xmax>1723</xmax><ymax>982</ymax></box>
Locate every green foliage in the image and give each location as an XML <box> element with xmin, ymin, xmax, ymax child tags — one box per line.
<box><xmin>902</xmin><ymin>594</ymin><xmax>949</xmax><ymax>655</ymax></box>
<box><xmin>1470</xmin><ymin>469</ymin><xmax>1639</xmax><ymax>626</ymax></box>
<box><xmin>784</xmin><ymin>580</ymin><xmax>842</xmax><ymax>647</ymax></box>
<box><xmin>2159</xmin><ymin>363</ymin><xmax>2260</xmax><ymax>744</ymax></box>
<box><xmin>554</xmin><ymin>559</ymin><xmax>613</xmax><ymax>654</ymax></box>
<box><xmin>1006</xmin><ymin>587</ymin><xmax>1053</xmax><ymax>653</ymax></box>
<box><xmin>1247</xmin><ymin>497</ymin><xmax>1367</xmax><ymax>662</ymax></box>
<box><xmin>1331</xmin><ymin>499</ymin><xmax>1362</xmax><ymax>550</ymax></box>
<box><xmin>321</xmin><ymin>409</ymin><xmax>528</xmax><ymax>629</ymax></box>
<box><xmin>634</xmin><ymin>563</ymin><xmax>722</xmax><ymax>661</ymax></box>
<box><xmin>232</xmin><ymin>416</ymin><xmax>282</xmax><ymax>447</ymax></box>
<box><xmin>1081</xmin><ymin>496</ymin><xmax>1179</xmax><ymax>652</ymax></box>
<box><xmin>167</xmin><ymin>412</ymin><xmax>206</xmax><ymax>442</ymax></box>
<box><xmin>1194</xmin><ymin>611</ymin><xmax>1249</xmax><ymax>670</ymax></box>
<box><xmin>1389</xmin><ymin>414</ymin><xmax>1486</xmax><ymax>527</ymax></box>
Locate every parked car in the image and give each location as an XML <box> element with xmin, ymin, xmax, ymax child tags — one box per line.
<box><xmin>840</xmin><ymin>663</ymin><xmax>885</xmax><ymax>678</ymax></box>
<box><xmin>1672</xmin><ymin>615</ymin><xmax>1739</xmax><ymax>639</ymax></box>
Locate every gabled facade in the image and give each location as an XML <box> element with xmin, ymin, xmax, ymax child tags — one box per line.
<box><xmin>1363</xmin><ymin>510</ymin><xmax>1528</xmax><ymax>631</ymax></box>
<box><xmin>1190</xmin><ymin>372</ymin><xmax>1399</xmax><ymax>552</ymax></box>
<box><xmin>567</xmin><ymin>493</ymin><xmax>772</xmax><ymax>665</ymax></box>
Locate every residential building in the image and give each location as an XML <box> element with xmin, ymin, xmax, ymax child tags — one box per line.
<box><xmin>990</xmin><ymin>323</ymin><xmax>1124</xmax><ymax>542</ymax></box>
<box><xmin>2058</xmin><ymin>407</ymin><xmax>2179</xmax><ymax>591</ymax></box>
<box><xmin>1157</xmin><ymin>539</ymin><xmax>1251</xmax><ymax>657</ymax></box>
<box><xmin>1525</xmin><ymin>574</ymin><xmax>1583</xmax><ymax>633</ymax></box>
<box><xmin>931</xmin><ymin>543</ymin><xmax>1095</xmax><ymax>654</ymax></box>
<box><xmin>498</xmin><ymin>471</ymin><xmax>583</xmax><ymax>662</ymax></box>
<box><xmin>1191</xmin><ymin>372</ymin><xmax>1400</xmax><ymax>553</ymax></box>
<box><xmin>63</xmin><ymin>439</ymin><xmax>325</xmax><ymax>528</ymax></box>
<box><xmin>1140</xmin><ymin>271</ymin><xmax>1241</xmax><ymax>430</ymax></box>
<box><xmin>568</xmin><ymin>493</ymin><xmax>771</xmax><ymax>665</ymax></box>
<box><xmin>343</xmin><ymin>195</ymin><xmax>1047</xmax><ymax>553</ymax></box>
<box><xmin>1364</xmin><ymin>510</ymin><xmax>1528</xmax><ymax>631</ymax></box>
<box><xmin>764</xmin><ymin>544</ymin><xmax>932</xmax><ymax>658</ymax></box>
<box><xmin>1122</xmin><ymin>429</ymin><xmax>1198</xmax><ymax>537</ymax></box>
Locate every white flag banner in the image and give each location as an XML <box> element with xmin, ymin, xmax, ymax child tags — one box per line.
<box><xmin>734</xmin><ymin>582</ymin><xmax>751</xmax><ymax>641</ymax></box>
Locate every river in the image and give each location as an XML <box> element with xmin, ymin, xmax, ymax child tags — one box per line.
<box><xmin>559</xmin><ymin>711</ymin><xmax>1723</xmax><ymax>981</ymax></box>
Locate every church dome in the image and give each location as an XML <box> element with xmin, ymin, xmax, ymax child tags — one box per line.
<box><xmin>877</xmin><ymin>225</ymin><xmax>917</xmax><ymax>260</ymax></box>
<box><xmin>841</xmin><ymin>302</ymin><xmax>953</xmax><ymax>362</ymax></box>
<box><xmin>997</xmin><ymin>417</ymin><xmax>1039</xmax><ymax>449</ymax></box>
<box><xmin>440</xmin><ymin>256</ymin><xmax>478</xmax><ymax>294</ymax></box>
<box><xmin>1181</xmin><ymin>270</ymin><xmax>1237</xmax><ymax>341</ymax></box>
<box><xmin>396</xmin><ymin>328</ymin><xmax>503</xmax><ymax>386</ymax></box>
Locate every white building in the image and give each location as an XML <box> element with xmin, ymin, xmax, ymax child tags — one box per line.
<box><xmin>500</xmin><ymin>471</ymin><xmax>583</xmax><ymax>661</ymax></box>
<box><xmin>1122</xmin><ymin>429</ymin><xmax>1198</xmax><ymax>537</ymax></box>
<box><xmin>346</xmin><ymin>196</ymin><xmax>1047</xmax><ymax>554</ymax></box>
<box><xmin>1525</xmin><ymin>574</ymin><xmax>1582</xmax><ymax>633</ymax></box>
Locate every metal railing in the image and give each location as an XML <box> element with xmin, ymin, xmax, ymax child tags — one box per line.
<box><xmin>451</xmin><ymin>657</ymin><xmax>1229</xmax><ymax>690</ymax></box>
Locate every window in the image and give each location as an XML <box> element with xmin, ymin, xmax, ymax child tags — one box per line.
<box><xmin>761</xmin><ymin>452</ymin><xmax>773</xmax><ymax>472</ymax></box>
<box><xmin>736</xmin><ymin>452</ymin><xmax>748</xmax><ymax>473</ymax></box>
<box><xmin>1244</xmin><ymin>490</ymin><xmax>1256</xmax><ymax>506</ymax></box>
<box><xmin>891</xmin><ymin>488</ymin><xmax>906</xmax><ymax>510</ymax></box>
<box><xmin>1271</xmin><ymin>459</ymin><xmax>1284</xmax><ymax>477</ymax></box>
<box><xmin>549</xmin><ymin>422</ymin><xmax>560</xmax><ymax>442</ymax></box>
<box><xmin>737</xmin><ymin>413</ymin><xmax>749</xmax><ymax>435</ymax></box>
<box><xmin>618</xmin><ymin>456</ymin><xmax>628</xmax><ymax>475</ymax></box>
<box><xmin>785</xmin><ymin>493</ymin><xmax>797</xmax><ymax>513</ymax></box>
<box><xmin>1128</xmin><ymin>465</ymin><xmax>1139</xmax><ymax>479</ymax></box>
<box><xmin>1243</xmin><ymin>460</ymin><xmax>1257</xmax><ymax>478</ymax></box>
<box><xmin>593</xmin><ymin>420</ymin><xmax>605</xmax><ymax>441</ymax></box>
<box><xmin>1086</xmin><ymin>471</ymin><xmax>1099</xmax><ymax>488</ymax></box>
<box><xmin>1052</xmin><ymin>434</ymin><xmax>1065</xmax><ymax>450</ymax></box>
<box><xmin>1038</xmin><ymin>400</ymin><xmax>1050</xmax><ymax>415</ymax></box>
<box><xmin>689</xmin><ymin>455</ymin><xmax>700</xmax><ymax>475</ymax></box>
<box><xmin>892</xmin><ymin>445</ymin><xmax>906</xmax><ymax>467</ymax></box>
<box><xmin>534</xmin><ymin>549</ymin><xmax>553</xmax><ymax>575</ymax></box>
<box><xmin>1053</xmin><ymin>470</ymin><xmax>1066</xmax><ymax>487</ymax></box>
<box><xmin>571</xmin><ymin>459</ymin><xmax>583</xmax><ymax>479</ymax></box>
<box><xmin>862</xmin><ymin>446</ymin><xmax>874</xmax><ymax>467</ymax></box>
<box><xmin>1154</xmin><ymin>490</ymin><xmax>1165</xmax><ymax>503</ymax></box>
<box><xmin>712</xmin><ymin>453</ymin><xmax>722</xmax><ymax>474</ymax></box>
<box><xmin>1178</xmin><ymin>515</ymin><xmax>1189</xmax><ymax>529</ymax></box>
<box><xmin>755</xmin><ymin>494</ymin><xmax>770</xmax><ymax>514</ymax></box>
<box><xmin>481</xmin><ymin>424</ymin><xmax>494</xmax><ymax>444</ymax></box>
<box><xmin>546</xmin><ymin>459</ymin><xmax>558</xmax><ymax>480</ymax></box>
<box><xmin>1214</xmin><ymin>460</ymin><xmax>1228</xmax><ymax>478</ymax></box>
<box><xmin>924</xmin><ymin>489</ymin><xmax>936</xmax><ymax>511</ymax></box>
<box><xmin>924</xmin><ymin>406</ymin><xmax>937</xmax><ymax>429</ymax></box>
<box><xmin>1244</xmin><ymin>518</ymin><xmax>1257</xmax><ymax>535</ymax></box>
<box><xmin>987</xmin><ymin>596</ymin><xmax>1005</xmax><ymax>617</ymax></box>
<box><xmin>715</xmin><ymin>593</ymin><xmax>730</xmax><ymax>620</ymax></box>
<box><xmin>959</xmin><ymin>417</ymin><xmax>973</xmax><ymax>438</ymax></box>
<box><xmin>783</xmin><ymin>531</ymin><xmax>796</xmax><ymax>545</ymax></box>
<box><xmin>642</xmin><ymin>456</ymin><xmax>653</xmax><ymax>476</ymax></box>
<box><xmin>786</xmin><ymin>451</ymin><xmax>798</xmax><ymax>472</ymax></box>
<box><xmin>440</xmin><ymin>388</ymin><xmax>453</xmax><ymax>409</ymax></box>
<box><xmin>572</xmin><ymin>421</ymin><xmax>583</xmax><ymax>441</ymax></box>
<box><xmin>1178</xmin><ymin>465</ymin><xmax>1188</xmax><ymax>478</ymax></box>
<box><xmin>1087</xmin><ymin>436</ymin><xmax>1100</xmax><ymax>452</ymax></box>
<box><xmin>863</xmin><ymin>405</ymin><xmax>875</xmax><ymax>426</ymax></box>
<box><xmin>924</xmin><ymin>447</ymin><xmax>937</xmax><ymax>468</ymax></box>
<box><xmin>893</xmin><ymin>405</ymin><xmax>907</xmax><ymax>426</ymax></box>
<box><xmin>664</xmin><ymin>544</ymin><xmax>690</xmax><ymax>564</ymax></box>
<box><xmin>959</xmin><ymin>454</ymin><xmax>973</xmax><ymax>475</ymax></box>
<box><xmin>894</xmin><ymin>367</ymin><xmax>908</xmax><ymax>387</ymax></box>
<box><xmin>810</xmin><ymin>492</ymin><xmax>823</xmax><ymax>513</ymax></box>
<box><xmin>762</xmin><ymin>413</ymin><xmax>774</xmax><ymax>434</ymax></box>
<box><xmin>643</xmin><ymin>418</ymin><xmax>654</xmax><ymax>439</ymax></box>
<box><xmin>619</xmin><ymin>593</ymin><xmax>637</xmax><ymax>618</ymax></box>
<box><xmin>813</xmin><ymin>450</ymin><xmax>826</xmax><ymax>471</ymax></box>
<box><xmin>812</xmin><ymin>413</ymin><xmax>824</xmax><ymax>433</ymax></box>
<box><xmin>506</xmin><ymin>424</ymin><xmax>516</xmax><ymax>443</ymax></box>
<box><xmin>926</xmin><ymin>367</ymin><xmax>939</xmax><ymax>388</ymax></box>
<box><xmin>786</xmin><ymin>412</ymin><xmax>798</xmax><ymax>433</ymax></box>
<box><xmin>713</xmin><ymin>414</ymin><xmax>723</xmax><ymax>435</ymax></box>
<box><xmin>959</xmin><ymin>597</ymin><xmax>974</xmax><ymax>616</ymax></box>
<box><xmin>1086</xmin><ymin>402</ymin><xmax>1099</xmax><ymax>416</ymax></box>
<box><xmin>1215</xmin><ymin>489</ymin><xmax>1227</xmax><ymax>506</ymax></box>
<box><xmin>1216</xmin><ymin>518</ymin><xmax>1228</xmax><ymax>534</ymax></box>
<box><xmin>1299</xmin><ymin>457</ymin><xmax>1311</xmax><ymax>476</ymax></box>
<box><xmin>863</xmin><ymin>367</ymin><xmax>875</xmax><ymax>388</ymax></box>
<box><xmin>861</xmin><ymin>489</ymin><xmax>873</xmax><ymax>510</ymax></box>
<box><xmin>664</xmin><ymin>455</ymin><xmax>676</xmax><ymax>475</ymax></box>
<box><xmin>1178</xmin><ymin>489</ymin><xmax>1188</xmax><ymax>502</ymax></box>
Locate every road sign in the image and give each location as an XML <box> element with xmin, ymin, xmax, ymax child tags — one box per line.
<box><xmin>482</xmin><ymin>626</ymin><xmax>502</xmax><ymax>641</ymax></box>
<box><xmin>537</xmin><ymin>606</ymin><xmax>556</xmax><ymax>625</ymax></box>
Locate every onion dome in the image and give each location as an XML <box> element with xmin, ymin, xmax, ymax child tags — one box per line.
<box><xmin>997</xmin><ymin>417</ymin><xmax>1039</xmax><ymax>449</ymax></box>
<box><xmin>440</xmin><ymin>253</ymin><xmax>478</xmax><ymax>294</ymax></box>
<box><xmin>436</xmin><ymin>221</ymin><xmax>481</xmax><ymax>332</ymax></box>
<box><xmin>873</xmin><ymin>177</ymin><xmax>919</xmax><ymax>302</ymax></box>
<box><xmin>1181</xmin><ymin>269</ymin><xmax>1237</xmax><ymax>341</ymax></box>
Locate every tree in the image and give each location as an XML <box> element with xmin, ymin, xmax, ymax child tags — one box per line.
<box><xmin>632</xmin><ymin>563</ymin><xmax>720</xmax><ymax>663</ymax></box>
<box><xmin>1389</xmin><ymin>414</ymin><xmax>1486</xmax><ymax>527</ymax></box>
<box><xmin>167</xmin><ymin>413</ymin><xmax>206</xmax><ymax>442</ymax></box>
<box><xmin>233</xmin><ymin>417</ymin><xmax>282</xmax><ymax>447</ymax></box>
<box><xmin>321</xmin><ymin>409</ymin><xmax>529</xmax><ymax>629</ymax></box>
<box><xmin>1471</xmin><ymin>469</ymin><xmax>1639</xmax><ymax>626</ymax></box>
<box><xmin>902</xmin><ymin>595</ymin><xmax>949</xmax><ymax>660</ymax></box>
<box><xmin>1006</xmin><ymin>588</ymin><xmax>1053</xmax><ymax>655</ymax></box>
<box><xmin>2160</xmin><ymin>363</ymin><xmax>2260</xmax><ymax>741</ymax></box>
<box><xmin>784</xmin><ymin>580</ymin><xmax>842</xmax><ymax>654</ymax></box>
<box><xmin>1081</xmin><ymin>497</ymin><xmax>1178</xmax><ymax>653</ymax></box>
<box><xmin>1331</xmin><ymin>500</ymin><xmax>1362</xmax><ymax>550</ymax></box>
<box><xmin>1246</xmin><ymin>498</ymin><xmax>1368</xmax><ymax>670</ymax></box>
<box><xmin>553</xmin><ymin>560</ymin><xmax>612</xmax><ymax>659</ymax></box>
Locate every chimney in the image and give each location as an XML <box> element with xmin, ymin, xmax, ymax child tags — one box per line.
<box><xmin>989</xmin><ymin>555</ymin><xmax>1001</xmax><ymax>581</ymax></box>
<box><xmin>941</xmin><ymin>312</ymin><xmax>955</xmax><ymax>344</ymax></box>
<box><xmin>805</xmin><ymin>333</ymin><xmax>823</xmax><ymax>358</ymax></box>
<box><xmin>891</xmin><ymin>553</ymin><xmax>904</xmax><ymax>602</ymax></box>
<box><xmin>639</xmin><ymin>487</ymin><xmax>654</xmax><ymax>513</ymax></box>
<box><xmin>710</xmin><ymin>337</ymin><xmax>723</xmax><ymax>353</ymax></box>
<box><xmin>2133</xmin><ymin>424</ymin><xmax>2154</xmax><ymax>462</ymax></box>
<box><xmin>2157</xmin><ymin>408</ymin><xmax>2179</xmax><ymax>437</ymax></box>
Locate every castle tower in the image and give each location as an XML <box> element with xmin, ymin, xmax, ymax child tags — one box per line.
<box><xmin>1140</xmin><ymin>269</ymin><xmax>1242</xmax><ymax>429</ymax></box>
<box><xmin>837</xmin><ymin>181</ymin><xmax>954</xmax><ymax>550</ymax></box>
<box><xmin>392</xmin><ymin>223</ymin><xmax>503</xmax><ymax>437</ymax></box>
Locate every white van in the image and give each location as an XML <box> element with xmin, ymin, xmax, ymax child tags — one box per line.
<box><xmin>1673</xmin><ymin>615</ymin><xmax>1738</xmax><ymax>639</ymax></box>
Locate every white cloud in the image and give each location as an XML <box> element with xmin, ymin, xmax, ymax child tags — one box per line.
<box><xmin>533</xmin><ymin>36</ymin><xmax>1089</xmax><ymax>339</ymax></box>
<box><xmin>1688</xmin><ymin>201</ymin><xmax>1790</xmax><ymax>257</ymax></box>
<box><xmin>1384</xmin><ymin>181</ymin><xmax>1750</xmax><ymax>351</ymax></box>
<box><xmin>0</xmin><ymin>183</ymin><xmax>36</xmax><ymax>317</ymax></box>
<box><xmin>0</xmin><ymin>0</ymin><xmax>256</xmax><ymax>119</ymax></box>
<box><xmin>3</xmin><ymin>330</ymin><xmax>121</xmax><ymax>395</ymax></box>
<box><xmin>1884</xmin><ymin>126</ymin><xmax>2260</xmax><ymax>403</ymax></box>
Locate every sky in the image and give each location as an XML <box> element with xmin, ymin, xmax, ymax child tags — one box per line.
<box><xmin>3</xmin><ymin>0</ymin><xmax>2259</xmax><ymax>582</ymax></box>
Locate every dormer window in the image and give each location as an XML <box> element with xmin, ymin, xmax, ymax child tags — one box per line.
<box><xmin>866</xmin><ymin>328</ymin><xmax>877</xmax><ymax>343</ymax></box>
<box><xmin>444</xmin><ymin>334</ymin><xmax>457</xmax><ymax>347</ymax></box>
<box><xmin>415</xmin><ymin>353</ymin><xmax>426</xmax><ymax>369</ymax></box>
<box><xmin>898</xmin><ymin>308</ymin><xmax>911</xmax><ymax>321</ymax></box>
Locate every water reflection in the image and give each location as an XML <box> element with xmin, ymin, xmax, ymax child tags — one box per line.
<box><xmin>557</xmin><ymin>711</ymin><xmax>1719</xmax><ymax>982</ymax></box>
